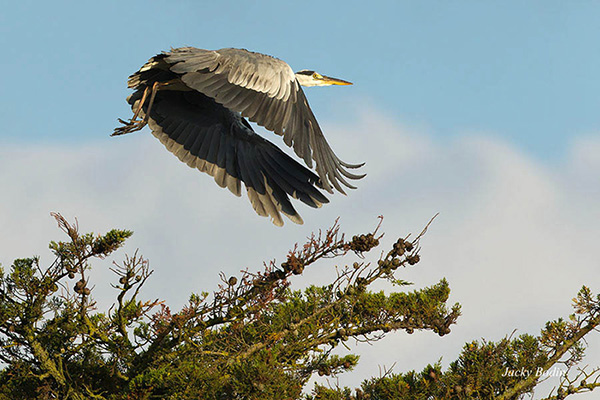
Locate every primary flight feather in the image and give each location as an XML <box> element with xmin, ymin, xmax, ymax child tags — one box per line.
<box><xmin>113</xmin><ymin>47</ymin><xmax>364</xmax><ymax>226</ymax></box>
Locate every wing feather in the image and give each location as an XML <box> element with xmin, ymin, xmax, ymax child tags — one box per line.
<box><xmin>138</xmin><ymin>89</ymin><xmax>327</xmax><ymax>225</ymax></box>
<box><xmin>162</xmin><ymin>47</ymin><xmax>364</xmax><ymax>193</ymax></box>
<box><xmin>205</xmin><ymin>127</ymin><xmax>221</xmax><ymax>165</ymax></box>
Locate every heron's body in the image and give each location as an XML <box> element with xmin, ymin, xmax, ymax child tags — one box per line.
<box><xmin>113</xmin><ymin>47</ymin><xmax>364</xmax><ymax>226</ymax></box>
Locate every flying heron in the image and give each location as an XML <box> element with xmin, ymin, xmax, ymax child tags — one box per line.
<box><xmin>113</xmin><ymin>47</ymin><xmax>364</xmax><ymax>226</ymax></box>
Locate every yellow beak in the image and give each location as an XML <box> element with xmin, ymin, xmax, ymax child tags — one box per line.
<box><xmin>321</xmin><ymin>75</ymin><xmax>353</xmax><ymax>86</ymax></box>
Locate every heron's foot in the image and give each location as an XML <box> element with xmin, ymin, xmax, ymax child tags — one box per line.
<box><xmin>112</xmin><ymin>118</ymin><xmax>147</xmax><ymax>136</ymax></box>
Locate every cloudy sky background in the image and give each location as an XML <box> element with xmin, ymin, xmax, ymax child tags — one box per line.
<box><xmin>2</xmin><ymin>2</ymin><xmax>599</xmax><ymax>397</ymax></box>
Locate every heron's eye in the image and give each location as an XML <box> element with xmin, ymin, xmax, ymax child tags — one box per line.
<box><xmin>312</xmin><ymin>73</ymin><xmax>322</xmax><ymax>79</ymax></box>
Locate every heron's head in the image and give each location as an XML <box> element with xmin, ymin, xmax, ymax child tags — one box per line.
<box><xmin>295</xmin><ymin>70</ymin><xmax>353</xmax><ymax>87</ymax></box>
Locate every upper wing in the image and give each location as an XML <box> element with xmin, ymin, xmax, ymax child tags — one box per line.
<box><xmin>127</xmin><ymin>87</ymin><xmax>329</xmax><ymax>226</ymax></box>
<box><xmin>161</xmin><ymin>47</ymin><xmax>364</xmax><ymax>194</ymax></box>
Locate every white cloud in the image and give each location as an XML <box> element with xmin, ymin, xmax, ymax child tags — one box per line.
<box><xmin>1</xmin><ymin>110</ymin><xmax>598</xmax><ymax>398</ymax></box>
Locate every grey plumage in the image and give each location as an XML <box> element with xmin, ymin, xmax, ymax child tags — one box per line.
<box><xmin>114</xmin><ymin>47</ymin><xmax>364</xmax><ymax>226</ymax></box>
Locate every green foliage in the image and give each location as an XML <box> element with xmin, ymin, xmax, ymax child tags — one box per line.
<box><xmin>309</xmin><ymin>287</ymin><xmax>600</xmax><ymax>400</ymax></box>
<box><xmin>0</xmin><ymin>214</ymin><xmax>137</xmax><ymax>399</ymax></box>
<box><xmin>0</xmin><ymin>214</ymin><xmax>599</xmax><ymax>400</ymax></box>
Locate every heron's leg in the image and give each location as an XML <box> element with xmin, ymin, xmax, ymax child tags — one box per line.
<box><xmin>129</xmin><ymin>86</ymin><xmax>150</xmax><ymax>123</ymax></box>
<box><xmin>112</xmin><ymin>86</ymin><xmax>152</xmax><ymax>136</ymax></box>
<box><xmin>112</xmin><ymin>81</ymin><xmax>172</xmax><ymax>136</ymax></box>
<box><xmin>140</xmin><ymin>81</ymin><xmax>161</xmax><ymax>125</ymax></box>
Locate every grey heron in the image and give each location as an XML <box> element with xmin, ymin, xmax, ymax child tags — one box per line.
<box><xmin>113</xmin><ymin>47</ymin><xmax>364</xmax><ymax>226</ymax></box>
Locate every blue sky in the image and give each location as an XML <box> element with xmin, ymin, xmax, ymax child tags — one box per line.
<box><xmin>2</xmin><ymin>2</ymin><xmax>600</xmax><ymax>397</ymax></box>
<box><xmin>3</xmin><ymin>1</ymin><xmax>600</xmax><ymax>159</ymax></box>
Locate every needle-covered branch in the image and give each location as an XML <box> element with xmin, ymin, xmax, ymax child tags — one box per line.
<box><xmin>0</xmin><ymin>213</ymin><xmax>135</xmax><ymax>398</ymax></box>
<box><xmin>1</xmin><ymin>214</ymin><xmax>596</xmax><ymax>400</ymax></box>
<box><xmin>311</xmin><ymin>286</ymin><xmax>600</xmax><ymax>400</ymax></box>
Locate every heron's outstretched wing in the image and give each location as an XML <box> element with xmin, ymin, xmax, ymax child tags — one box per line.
<box><xmin>157</xmin><ymin>47</ymin><xmax>364</xmax><ymax>194</ymax></box>
<box><xmin>127</xmin><ymin>88</ymin><xmax>329</xmax><ymax>226</ymax></box>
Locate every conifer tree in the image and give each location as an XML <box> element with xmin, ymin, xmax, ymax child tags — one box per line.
<box><xmin>0</xmin><ymin>214</ymin><xmax>598</xmax><ymax>399</ymax></box>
